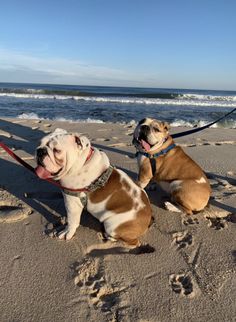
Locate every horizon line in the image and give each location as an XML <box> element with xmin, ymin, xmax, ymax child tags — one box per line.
<box><xmin>0</xmin><ymin>80</ymin><xmax>235</xmax><ymax>93</ymax></box>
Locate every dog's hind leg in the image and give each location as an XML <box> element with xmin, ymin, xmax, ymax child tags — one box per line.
<box><xmin>171</xmin><ymin>180</ymin><xmax>210</xmax><ymax>215</ymax></box>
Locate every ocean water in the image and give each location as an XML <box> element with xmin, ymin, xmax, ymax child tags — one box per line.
<box><xmin>0</xmin><ymin>82</ymin><xmax>236</xmax><ymax>128</ymax></box>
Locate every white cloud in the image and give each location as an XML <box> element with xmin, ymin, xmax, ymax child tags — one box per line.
<box><xmin>0</xmin><ymin>48</ymin><xmax>234</xmax><ymax>90</ymax></box>
<box><xmin>0</xmin><ymin>48</ymin><xmax>158</xmax><ymax>86</ymax></box>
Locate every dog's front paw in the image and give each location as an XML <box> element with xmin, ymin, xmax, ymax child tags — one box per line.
<box><xmin>58</xmin><ymin>226</ymin><xmax>76</xmax><ymax>240</ymax></box>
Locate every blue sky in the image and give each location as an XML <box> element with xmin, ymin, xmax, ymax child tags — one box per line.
<box><xmin>0</xmin><ymin>0</ymin><xmax>235</xmax><ymax>90</ymax></box>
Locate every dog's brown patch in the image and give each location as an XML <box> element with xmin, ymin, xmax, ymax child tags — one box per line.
<box><xmin>89</xmin><ymin>169</ymin><xmax>122</xmax><ymax>204</ymax></box>
<box><xmin>114</xmin><ymin>190</ymin><xmax>152</xmax><ymax>246</ymax></box>
<box><xmin>106</xmin><ymin>189</ymin><xmax>134</xmax><ymax>214</ymax></box>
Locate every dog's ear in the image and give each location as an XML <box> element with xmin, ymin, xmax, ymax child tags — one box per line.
<box><xmin>74</xmin><ymin>134</ymin><xmax>90</xmax><ymax>149</ymax></box>
<box><xmin>162</xmin><ymin>122</ymin><xmax>170</xmax><ymax>131</ymax></box>
<box><xmin>138</xmin><ymin>118</ymin><xmax>147</xmax><ymax>125</ymax></box>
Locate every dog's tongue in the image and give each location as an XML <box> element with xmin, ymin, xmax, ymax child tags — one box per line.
<box><xmin>35</xmin><ymin>166</ymin><xmax>52</xmax><ymax>179</ymax></box>
<box><xmin>140</xmin><ymin>139</ymin><xmax>151</xmax><ymax>151</ymax></box>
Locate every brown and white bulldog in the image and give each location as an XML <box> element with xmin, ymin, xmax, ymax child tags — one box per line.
<box><xmin>35</xmin><ymin>128</ymin><xmax>152</xmax><ymax>248</ymax></box>
<box><xmin>133</xmin><ymin>118</ymin><xmax>211</xmax><ymax>215</ymax></box>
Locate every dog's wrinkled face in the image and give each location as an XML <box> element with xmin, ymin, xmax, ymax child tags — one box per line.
<box><xmin>35</xmin><ymin>128</ymin><xmax>90</xmax><ymax>180</ymax></box>
<box><xmin>133</xmin><ymin>118</ymin><xmax>170</xmax><ymax>152</ymax></box>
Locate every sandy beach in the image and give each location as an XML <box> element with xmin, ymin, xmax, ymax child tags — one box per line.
<box><xmin>0</xmin><ymin>117</ymin><xmax>236</xmax><ymax>322</ymax></box>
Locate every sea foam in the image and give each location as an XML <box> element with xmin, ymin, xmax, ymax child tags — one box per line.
<box><xmin>17</xmin><ymin>113</ymin><xmax>104</xmax><ymax>124</ymax></box>
<box><xmin>1</xmin><ymin>92</ymin><xmax>236</xmax><ymax>108</ymax></box>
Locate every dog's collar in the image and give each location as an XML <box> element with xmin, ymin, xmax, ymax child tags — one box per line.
<box><xmin>136</xmin><ymin>143</ymin><xmax>176</xmax><ymax>159</ymax></box>
<box><xmin>85</xmin><ymin>165</ymin><xmax>114</xmax><ymax>192</ymax></box>
<box><xmin>62</xmin><ymin>165</ymin><xmax>114</xmax><ymax>201</ymax></box>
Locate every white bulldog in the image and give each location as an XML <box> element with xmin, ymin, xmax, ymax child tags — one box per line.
<box><xmin>35</xmin><ymin>128</ymin><xmax>152</xmax><ymax>248</ymax></box>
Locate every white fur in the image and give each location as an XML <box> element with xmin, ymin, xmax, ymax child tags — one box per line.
<box><xmin>58</xmin><ymin>193</ymin><xmax>84</xmax><ymax>240</ymax></box>
<box><xmin>137</xmin><ymin>153</ymin><xmax>146</xmax><ymax>168</ymax></box>
<box><xmin>164</xmin><ymin>201</ymin><xmax>182</xmax><ymax>213</ymax></box>
<box><xmin>195</xmin><ymin>177</ymin><xmax>206</xmax><ymax>184</ymax></box>
<box><xmin>88</xmin><ymin>197</ymin><xmax>137</xmax><ymax>235</ymax></box>
<box><xmin>60</xmin><ymin>149</ymin><xmax>110</xmax><ymax>189</ymax></box>
<box><xmin>117</xmin><ymin>169</ymin><xmax>144</xmax><ymax>208</ymax></box>
<box><xmin>104</xmin><ymin>210</ymin><xmax>137</xmax><ymax>237</ymax></box>
<box><xmin>87</xmin><ymin>196</ymin><xmax>111</xmax><ymax>222</ymax></box>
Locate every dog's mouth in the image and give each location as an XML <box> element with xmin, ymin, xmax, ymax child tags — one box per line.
<box><xmin>139</xmin><ymin>139</ymin><xmax>152</xmax><ymax>151</ymax></box>
<box><xmin>35</xmin><ymin>165</ymin><xmax>63</xmax><ymax>179</ymax></box>
<box><xmin>133</xmin><ymin>136</ymin><xmax>152</xmax><ymax>152</ymax></box>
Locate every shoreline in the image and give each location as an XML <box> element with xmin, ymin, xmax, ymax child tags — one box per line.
<box><xmin>0</xmin><ymin>117</ymin><xmax>236</xmax><ymax>321</ymax></box>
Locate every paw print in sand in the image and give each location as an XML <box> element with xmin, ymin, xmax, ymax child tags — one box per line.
<box><xmin>169</xmin><ymin>273</ymin><xmax>194</xmax><ymax>297</ymax></box>
<box><xmin>182</xmin><ymin>217</ymin><xmax>199</xmax><ymax>226</ymax></box>
<box><xmin>173</xmin><ymin>231</ymin><xmax>193</xmax><ymax>249</ymax></box>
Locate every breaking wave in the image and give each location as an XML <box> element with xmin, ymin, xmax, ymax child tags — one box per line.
<box><xmin>16</xmin><ymin>113</ymin><xmax>236</xmax><ymax>128</ymax></box>
<box><xmin>18</xmin><ymin>113</ymin><xmax>104</xmax><ymax>123</ymax></box>
<box><xmin>1</xmin><ymin>91</ymin><xmax>236</xmax><ymax>108</ymax></box>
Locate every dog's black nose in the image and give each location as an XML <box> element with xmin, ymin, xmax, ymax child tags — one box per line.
<box><xmin>37</xmin><ymin>147</ymin><xmax>48</xmax><ymax>166</ymax></box>
<box><xmin>37</xmin><ymin>147</ymin><xmax>47</xmax><ymax>158</ymax></box>
<box><xmin>138</xmin><ymin>124</ymin><xmax>150</xmax><ymax>141</ymax></box>
<box><xmin>141</xmin><ymin>125</ymin><xmax>149</xmax><ymax>133</ymax></box>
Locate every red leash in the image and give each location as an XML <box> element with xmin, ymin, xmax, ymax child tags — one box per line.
<box><xmin>0</xmin><ymin>141</ymin><xmax>35</xmax><ymax>173</ymax></box>
<box><xmin>0</xmin><ymin>141</ymin><xmax>91</xmax><ymax>192</ymax></box>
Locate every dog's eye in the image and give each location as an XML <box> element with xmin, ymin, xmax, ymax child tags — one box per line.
<box><xmin>153</xmin><ymin>127</ymin><xmax>160</xmax><ymax>132</ymax></box>
<box><xmin>53</xmin><ymin>148</ymin><xmax>61</xmax><ymax>154</ymax></box>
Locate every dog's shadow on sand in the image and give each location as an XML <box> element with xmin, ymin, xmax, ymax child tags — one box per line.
<box><xmin>0</xmin><ymin>120</ymin><xmax>76</xmax><ymax>229</ymax></box>
<box><xmin>0</xmin><ymin>119</ymin><xmax>61</xmax><ymax>223</ymax></box>
<box><xmin>0</xmin><ymin>118</ymin><xmax>46</xmax><ymax>154</ymax></box>
<box><xmin>207</xmin><ymin>171</ymin><xmax>236</xmax><ymax>187</ymax></box>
